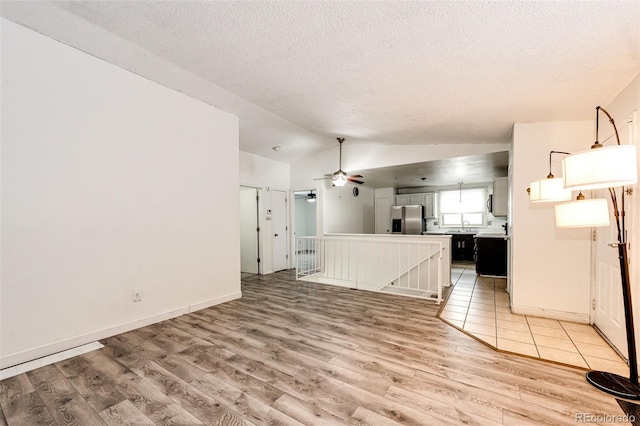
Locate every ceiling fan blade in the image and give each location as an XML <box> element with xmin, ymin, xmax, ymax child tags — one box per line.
<box><xmin>349</xmin><ymin>174</ymin><xmax>363</xmax><ymax>178</ymax></box>
<box><xmin>348</xmin><ymin>178</ymin><xmax>364</xmax><ymax>184</ymax></box>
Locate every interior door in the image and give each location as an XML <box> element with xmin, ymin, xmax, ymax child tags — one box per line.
<box><xmin>375</xmin><ymin>197</ymin><xmax>391</xmax><ymax>234</ymax></box>
<box><xmin>593</xmin><ymin>111</ymin><xmax>637</xmax><ymax>357</ymax></box>
<box><xmin>239</xmin><ymin>187</ymin><xmax>259</xmax><ymax>274</ymax></box>
<box><xmin>272</xmin><ymin>190</ymin><xmax>288</xmax><ymax>272</ymax></box>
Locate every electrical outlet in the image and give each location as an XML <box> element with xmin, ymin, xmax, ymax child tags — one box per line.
<box><xmin>133</xmin><ymin>290</ymin><xmax>142</xmax><ymax>302</ymax></box>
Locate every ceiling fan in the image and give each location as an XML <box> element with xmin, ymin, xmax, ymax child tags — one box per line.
<box><xmin>318</xmin><ymin>138</ymin><xmax>364</xmax><ymax>187</ymax></box>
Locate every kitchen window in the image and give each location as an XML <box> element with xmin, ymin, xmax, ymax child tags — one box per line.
<box><xmin>439</xmin><ymin>188</ymin><xmax>486</xmax><ymax>227</ymax></box>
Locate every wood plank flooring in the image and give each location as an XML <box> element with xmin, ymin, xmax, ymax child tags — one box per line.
<box><xmin>0</xmin><ymin>270</ymin><xmax>629</xmax><ymax>425</ymax></box>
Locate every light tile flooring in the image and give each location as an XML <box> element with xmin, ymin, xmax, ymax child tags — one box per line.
<box><xmin>439</xmin><ymin>262</ymin><xmax>629</xmax><ymax>375</ymax></box>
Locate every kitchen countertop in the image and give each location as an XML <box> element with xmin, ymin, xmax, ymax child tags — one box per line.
<box><xmin>423</xmin><ymin>231</ymin><xmax>476</xmax><ymax>235</ymax></box>
<box><xmin>423</xmin><ymin>230</ymin><xmax>509</xmax><ymax>239</ymax></box>
<box><xmin>476</xmin><ymin>234</ymin><xmax>510</xmax><ymax>239</ymax></box>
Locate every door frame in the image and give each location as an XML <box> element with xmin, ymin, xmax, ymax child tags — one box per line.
<box><xmin>240</xmin><ymin>185</ymin><xmax>263</xmax><ymax>275</ymax></box>
<box><xmin>239</xmin><ymin>186</ymin><xmax>260</xmax><ymax>274</ymax></box>
<box><xmin>291</xmin><ymin>188</ymin><xmax>320</xmax><ymax>269</ymax></box>
<box><xmin>271</xmin><ymin>188</ymin><xmax>290</xmax><ymax>272</ymax></box>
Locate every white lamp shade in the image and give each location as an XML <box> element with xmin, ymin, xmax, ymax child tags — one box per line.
<box><xmin>555</xmin><ymin>198</ymin><xmax>610</xmax><ymax>228</ymax></box>
<box><xmin>563</xmin><ymin>144</ymin><xmax>638</xmax><ymax>190</ymax></box>
<box><xmin>529</xmin><ymin>177</ymin><xmax>572</xmax><ymax>202</ymax></box>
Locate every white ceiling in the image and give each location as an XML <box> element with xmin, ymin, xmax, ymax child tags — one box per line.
<box><xmin>2</xmin><ymin>1</ymin><xmax>639</xmax><ymax>165</ymax></box>
<box><xmin>352</xmin><ymin>151</ymin><xmax>509</xmax><ymax>188</ymax></box>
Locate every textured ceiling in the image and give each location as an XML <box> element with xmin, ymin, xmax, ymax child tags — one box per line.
<box><xmin>2</xmin><ymin>1</ymin><xmax>639</xmax><ymax>165</ymax></box>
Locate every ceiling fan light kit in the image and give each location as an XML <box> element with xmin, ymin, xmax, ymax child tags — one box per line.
<box><xmin>333</xmin><ymin>173</ymin><xmax>348</xmax><ymax>187</ymax></box>
<box><xmin>317</xmin><ymin>137</ymin><xmax>365</xmax><ymax>187</ymax></box>
<box><xmin>306</xmin><ymin>191</ymin><xmax>316</xmax><ymax>203</ymax></box>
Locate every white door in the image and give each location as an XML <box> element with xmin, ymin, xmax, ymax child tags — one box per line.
<box><xmin>375</xmin><ymin>197</ymin><xmax>391</xmax><ymax>234</ymax></box>
<box><xmin>272</xmin><ymin>190</ymin><xmax>288</xmax><ymax>272</ymax></box>
<box><xmin>240</xmin><ymin>187</ymin><xmax>259</xmax><ymax>274</ymax></box>
<box><xmin>593</xmin><ymin>112</ymin><xmax>637</xmax><ymax>357</ymax></box>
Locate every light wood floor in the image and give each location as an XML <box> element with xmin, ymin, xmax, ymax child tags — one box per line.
<box><xmin>0</xmin><ymin>270</ymin><xmax>628</xmax><ymax>425</ymax></box>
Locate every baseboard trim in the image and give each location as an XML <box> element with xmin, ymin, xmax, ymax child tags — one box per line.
<box><xmin>0</xmin><ymin>291</ymin><xmax>242</xmax><ymax>369</ymax></box>
<box><xmin>189</xmin><ymin>291</ymin><xmax>242</xmax><ymax>313</ymax></box>
<box><xmin>511</xmin><ymin>305</ymin><xmax>590</xmax><ymax>324</ymax></box>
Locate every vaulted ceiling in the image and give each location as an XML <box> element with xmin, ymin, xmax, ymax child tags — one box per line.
<box><xmin>2</xmin><ymin>1</ymin><xmax>639</xmax><ymax>164</ymax></box>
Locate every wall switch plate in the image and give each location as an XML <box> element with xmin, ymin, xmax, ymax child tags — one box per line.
<box><xmin>133</xmin><ymin>290</ymin><xmax>142</xmax><ymax>302</ymax></box>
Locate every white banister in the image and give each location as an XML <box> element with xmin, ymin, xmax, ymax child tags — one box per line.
<box><xmin>295</xmin><ymin>234</ymin><xmax>446</xmax><ymax>303</ymax></box>
<box><xmin>296</xmin><ymin>236</ymin><xmax>323</xmax><ymax>279</ymax></box>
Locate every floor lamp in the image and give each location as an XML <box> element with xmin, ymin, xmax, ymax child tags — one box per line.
<box><xmin>554</xmin><ymin>106</ymin><xmax>638</xmax><ymax>399</ymax></box>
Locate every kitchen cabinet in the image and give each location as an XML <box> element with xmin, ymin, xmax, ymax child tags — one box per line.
<box><xmin>476</xmin><ymin>236</ymin><xmax>507</xmax><ymax>276</ymax></box>
<box><xmin>395</xmin><ymin>194</ymin><xmax>410</xmax><ymax>206</ymax></box>
<box><xmin>424</xmin><ymin>193</ymin><xmax>436</xmax><ymax>218</ymax></box>
<box><xmin>395</xmin><ymin>193</ymin><xmax>436</xmax><ymax>219</ymax></box>
<box><xmin>408</xmin><ymin>194</ymin><xmax>424</xmax><ymax>207</ymax></box>
<box><xmin>451</xmin><ymin>233</ymin><xmax>475</xmax><ymax>262</ymax></box>
<box><xmin>491</xmin><ymin>177</ymin><xmax>508</xmax><ymax>217</ymax></box>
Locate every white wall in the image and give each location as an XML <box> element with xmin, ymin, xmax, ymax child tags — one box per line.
<box><xmin>1</xmin><ymin>19</ymin><xmax>241</xmax><ymax>367</ymax></box>
<box><xmin>511</xmin><ymin>121</ymin><xmax>593</xmax><ymax>321</ymax></box>
<box><xmin>239</xmin><ymin>151</ymin><xmax>290</xmax><ymax>274</ymax></box>
<box><xmin>240</xmin><ymin>151</ymin><xmax>290</xmax><ymax>190</ymax></box>
<box><xmin>322</xmin><ymin>182</ymin><xmax>375</xmax><ymax>234</ymax></box>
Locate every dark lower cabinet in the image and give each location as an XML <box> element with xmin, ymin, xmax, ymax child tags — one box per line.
<box><xmin>475</xmin><ymin>237</ymin><xmax>508</xmax><ymax>276</ymax></box>
<box><xmin>451</xmin><ymin>234</ymin><xmax>475</xmax><ymax>262</ymax></box>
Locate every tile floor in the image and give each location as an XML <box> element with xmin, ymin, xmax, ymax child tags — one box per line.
<box><xmin>439</xmin><ymin>262</ymin><xmax>629</xmax><ymax>375</ymax></box>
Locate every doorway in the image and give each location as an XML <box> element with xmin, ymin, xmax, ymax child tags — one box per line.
<box><xmin>293</xmin><ymin>190</ymin><xmax>318</xmax><ymax>270</ymax></box>
<box><xmin>293</xmin><ymin>190</ymin><xmax>318</xmax><ymax>238</ymax></box>
<box><xmin>240</xmin><ymin>186</ymin><xmax>259</xmax><ymax>277</ymax></box>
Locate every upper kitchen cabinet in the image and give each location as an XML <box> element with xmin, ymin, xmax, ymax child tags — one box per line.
<box><xmin>424</xmin><ymin>193</ymin><xmax>436</xmax><ymax>219</ymax></box>
<box><xmin>395</xmin><ymin>194</ymin><xmax>410</xmax><ymax>206</ymax></box>
<box><xmin>395</xmin><ymin>193</ymin><xmax>436</xmax><ymax>219</ymax></box>
<box><xmin>491</xmin><ymin>177</ymin><xmax>508</xmax><ymax>217</ymax></box>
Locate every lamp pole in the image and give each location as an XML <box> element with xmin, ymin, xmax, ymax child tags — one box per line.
<box><xmin>586</xmin><ymin>194</ymin><xmax>639</xmax><ymax>398</ymax></box>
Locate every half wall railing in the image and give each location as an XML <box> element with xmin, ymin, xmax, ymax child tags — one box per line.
<box><xmin>295</xmin><ymin>235</ymin><xmax>443</xmax><ymax>303</ymax></box>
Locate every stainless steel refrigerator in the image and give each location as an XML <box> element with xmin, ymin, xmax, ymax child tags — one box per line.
<box><xmin>391</xmin><ymin>205</ymin><xmax>424</xmax><ymax>235</ymax></box>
